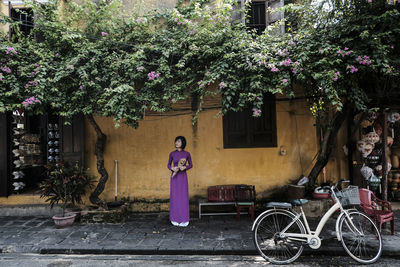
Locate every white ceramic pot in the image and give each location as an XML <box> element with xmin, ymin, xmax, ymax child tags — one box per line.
<box><xmin>52</xmin><ymin>213</ymin><xmax>76</xmax><ymax>227</ymax></box>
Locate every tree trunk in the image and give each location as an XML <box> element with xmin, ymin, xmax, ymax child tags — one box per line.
<box><xmin>87</xmin><ymin>114</ymin><xmax>108</xmax><ymax>209</ymax></box>
<box><xmin>308</xmin><ymin>104</ymin><xmax>350</xmax><ymax>186</ymax></box>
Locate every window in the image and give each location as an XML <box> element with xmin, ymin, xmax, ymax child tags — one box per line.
<box><xmin>246</xmin><ymin>1</ymin><xmax>266</xmax><ymax>35</ymax></box>
<box><xmin>223</xmin><ymin>93</ymin><xmax>277</xmax><ymax>148</ymax></box>
<box><xmin>9</xmin><ymin>7</ymin><xmax>34</xmax><ymax>38</ymax></box>
<box><xmin>234</xmin><ymin>0</ymin><xmax>284</xmax><ymax>35</ymax></box>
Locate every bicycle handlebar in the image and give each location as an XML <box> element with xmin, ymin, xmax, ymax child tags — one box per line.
<box><xmin>334</xmin><ymin>179</ymin><xmax>350</xmax><ymax>189</ymax></box>
<box><xmin>322</xmin><ymin>179</ymin><xmax>350</xmax><ymax>193</ymax></box>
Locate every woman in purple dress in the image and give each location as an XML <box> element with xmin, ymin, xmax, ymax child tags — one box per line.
<box><xmin>167</xmin><ymin>136</ymin><xmax>193</xmax><ymax>227</ymax></box>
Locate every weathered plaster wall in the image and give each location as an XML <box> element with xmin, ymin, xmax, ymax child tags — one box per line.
<box><xmin>0</xmin><ymin>0</ymin><xmax>349</xmax><ymax>208</ymax></box>
<box><xmin>83</xmin><ymin>97</ymin><xmax>344</xmax><ymax>210</ymax></box>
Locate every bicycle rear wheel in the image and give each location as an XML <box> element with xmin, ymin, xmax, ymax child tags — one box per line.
<box><xmin>339</xmin><ymin>211</ymin><xmax>382</xmax><ymax>264</ymax></box>
<box><xmin>253</xmin><ymin>210</ymin><xmax>305</xmax><ymax>264</ymax></box>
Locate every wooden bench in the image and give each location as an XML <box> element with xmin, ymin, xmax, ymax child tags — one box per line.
<box><xmin>198</xmin><ymin>184</ymin><xmax>255</xmax><ymax>220</ymax></box>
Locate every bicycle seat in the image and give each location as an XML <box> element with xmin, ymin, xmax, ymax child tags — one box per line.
<box><xmin>291</xmin><ymin>199</ymin><xmax>309</xmax><ymax>206</ymax></box>
<box><xmin>266</xmin><ymin>202</ymin><xmax>292</xmax><ymax>209</ymax></box>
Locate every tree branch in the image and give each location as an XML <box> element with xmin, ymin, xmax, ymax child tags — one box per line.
<box><xmin>87</xmin><ymin>114</ymin><xmax>108</xmax><ymax>209</ymax></box>
<box><xmin>308</xmin><ymin>103</ymin><xmax>350</xmax><ymax>185</ymax></box>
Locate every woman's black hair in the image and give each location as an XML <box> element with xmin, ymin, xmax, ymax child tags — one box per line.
<box><xmin>175</xmin><ymin>136</ymin><xmax>186</xmax><ymax>150</ymax></box>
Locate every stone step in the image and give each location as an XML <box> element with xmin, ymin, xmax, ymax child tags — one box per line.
<box><xmin>0</xmin><ymin>204</ymin><xmax>63</xmax><ymax>217</ymax></box>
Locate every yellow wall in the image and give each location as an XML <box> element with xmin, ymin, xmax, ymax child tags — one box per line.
<box><xmin>0</xmin><ymin>0</ymin><xmax>349</xmax><ymax>208</ymax></box>
<box><xmin>84</xmin><ymin>97</ymin><xmax>342</xmax><ymax>210</ymax></box>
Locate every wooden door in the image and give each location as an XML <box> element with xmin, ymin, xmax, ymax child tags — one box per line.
<box><xmin>60</xmin><ymin>114</ymin><xmax>85</xmax><ymax>167</ymax></box>
<box><xmin>0</xmin><ymin>113</ymin><xmax>10</xmax><ymax>197</ymax></box>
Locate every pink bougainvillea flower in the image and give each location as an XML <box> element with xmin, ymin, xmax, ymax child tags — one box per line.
<box><xmin>1</xmin><ymin>66</ymin><xmax>11</xmax><ymax>74</ymax></box>
<box><xmin>101</xmin><ymin>32</ymin><xmax>108</xmax><ymax>36</ymax></box>
<box><xmin>347</xmin><ymin>65</ymin><xmax>358</xmax><ymax>73</ymax></box>
<box><xmin>356</xmin><ymin>55</ymin><xmax>371</xmax><ymax>65</ymax></box>
<box><xmin>279</xmin><ymin>59</ymin><xmax>292</xmax><ymax>66</ymax></box>
<box><xmin>252</xmin><ymin>108</ymin><xmax>262</xmax><ymax>116</ymax></box>
<box><xmin>282</xmin><ymin>79</ymin><xmax>288</xmax><ymax>84</ymax></box>
<box><xmin>219</xmin><ymin>82</ymin><xmax>226</xmax><ymax>89</ymax></box>
<box><xmin>271</xmin><ymin>67</ymin><xmax>279</xmax><ymax>72</ymax></box>
<box><xmin>22</xmin><ymin>96</ymin><xmax>40</xmax><ymax>107</ymax></box>
<box><xmin>199</xmin><ymin>80</ymin><xmax>204</xmax><ymax>88</ymax></box>
<box><xmin>391</xmin><ymin>45</ymin><xmax>394</xmax><ymax>49</ymax></box>
<box><xmin>333</xmin><ymin>71</ymin><xmax>340</xmax><ymax>81</ymax></box>
<box><xmin>55</xmin><ymin>53</ymin><xmax>59</xmax><ymax>57</ymax></box>
<box><xmin>147</xmin><ymin>71</ymin><xmax>160</xmax><ymax>80</ymax></box>
<box><xmin>6</xmin><ymin>47</ymin><xmax>17</xmax><ymax>55</ymax></box>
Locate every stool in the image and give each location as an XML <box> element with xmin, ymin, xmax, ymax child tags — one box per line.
<box><xmin>236</xmin><ymin>202</ymin><xmax>254</xmax><ymax>221</ymax></box>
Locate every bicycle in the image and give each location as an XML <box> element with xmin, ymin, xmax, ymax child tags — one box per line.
<box><xmin>252</xmin><ymin>180</ymin><xmax>382</xmax><ymax>264</ymax></box>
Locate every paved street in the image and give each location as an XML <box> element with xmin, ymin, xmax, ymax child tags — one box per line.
<box><xmin>1</xmin><ymin>211</ymin><xmax>400</xmax><ymax>255</ymax></box>
<box><xmin>0</xmin><ymin>211</ymin><xmax>400</xmax><ymax>266</ymax></box>
<box><xmin>0</xmin><ymin>254</ymin><xmax>399</xmax><ymax>267</ymax></box>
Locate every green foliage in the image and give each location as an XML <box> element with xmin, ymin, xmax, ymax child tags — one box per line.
<box><xmin>0</xmin><ymin>0</ymin><xmax>399</xmax><ymax>128</ymax></box>
<box><xmin>40</xmin><ymin>162</ymin><xmax>95</xmax><ymax>216</ymax></box>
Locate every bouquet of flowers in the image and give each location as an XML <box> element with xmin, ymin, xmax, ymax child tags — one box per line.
<box><xmin>172</xmin><ymin>158</ymin><xmax>186</xmax><ymax>177</ymax></box>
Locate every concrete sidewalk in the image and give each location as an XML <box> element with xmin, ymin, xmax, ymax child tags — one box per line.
<box><xmin>0</xmin><ymin>211</ymin><xmax>399</xmax><ymax>257</ymax></box>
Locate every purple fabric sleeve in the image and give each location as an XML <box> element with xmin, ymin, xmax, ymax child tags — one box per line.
<box><xmin>185</xmin><ymin>152</ymin><xmax>193</xmax><ymax>171</ymax></box>
<box><xmin>167</xmin><ymin>152</ymin><xmax>173</xmax><ymax>171</ymax></box>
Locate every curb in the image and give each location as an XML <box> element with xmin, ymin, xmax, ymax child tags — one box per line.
<box><xmin>37</xmin><ymin>247</ymin><xmax>400</xmax><ymax>257</ymax></box>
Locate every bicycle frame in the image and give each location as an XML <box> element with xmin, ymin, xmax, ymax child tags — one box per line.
<box><xmin>252</xmin><ymin>197</ymin><xmax>361</xmax><ymax>249</ymax></box>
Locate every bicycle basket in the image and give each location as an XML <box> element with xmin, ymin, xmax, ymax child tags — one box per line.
<box><xmin>337</xmin><ymin>185</ymin><xmax>360</xmax><ymax>207</ymax></box>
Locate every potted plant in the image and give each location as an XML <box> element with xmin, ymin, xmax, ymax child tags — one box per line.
<box><xmin>40</xmin><ymin>162</ymin><xmax>95</xmax><ymax>227</ymax></box>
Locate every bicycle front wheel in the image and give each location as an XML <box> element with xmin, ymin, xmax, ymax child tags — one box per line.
<box><xmin>339</xmin><ymin>211</ymin><xmax>382</xmax><ymax>264</ymax></box>
<box><xmin>253</xmin><ymin>210</ymin><xmax>305</xmax><ymax>264</ymax></box>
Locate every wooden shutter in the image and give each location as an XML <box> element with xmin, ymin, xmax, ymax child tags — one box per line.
<box><xmin>251</xmin><ymin>94</ymin><xmax>277</xmax><ymax>147</ymax></box>
<box><xmin>247</xmin><ymin>1</ymin><xmax>266</xmax><ymax>34</ymax></box>
<box><xmin>0</xmin><ymin>113</ymin><xmax>10</xmax><ymax>197</ymax></box>
<box><xmin>223</xmin><ymin>93</ymin><xmax>277</xmax><ymax>148</ymax></box>
<box><xmin>60</xmin><ymin>114</ymin><xmax>85</xmax><ymax>167</ymax></box>
<box><xmin>223</xmin><ymin>109</ymin><xmax>252</xmax><ymax>148</ymax></box>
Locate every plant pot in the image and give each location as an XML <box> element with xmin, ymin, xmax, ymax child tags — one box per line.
<box><xmin>52</xmin><ymin>213</ymin><xmax>76</xmax><ymax>227</ymax></box>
